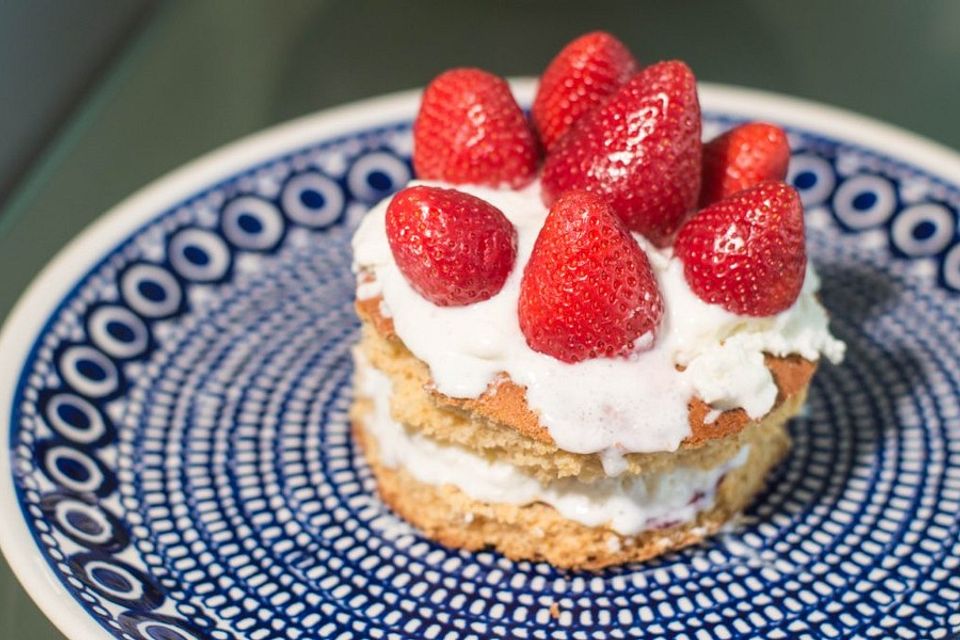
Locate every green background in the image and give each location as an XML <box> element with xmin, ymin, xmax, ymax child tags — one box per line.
<box><xmin>2</xmin><ymin>1</ymin><xmax>958</xmax><ymax>637</ymax></box>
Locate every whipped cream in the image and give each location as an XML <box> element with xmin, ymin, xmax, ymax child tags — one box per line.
<box><xmin>352</xmin><ymin>181</ymin><xmax>844</xmax><ymax>456</ymax></box>
<box><xmin>357</xmin><ymin>360</ymin><xmax>748</xmax><ymax>536</ymax></box>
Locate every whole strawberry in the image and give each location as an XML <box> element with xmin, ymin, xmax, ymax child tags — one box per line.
<box><xmin>699</xmin><ymin>122</ymin><xmax>790</xmax><ymax>206</ymax></box>
<box><xmin>386</xmin><ymin>185</ymin><xmax>517</xmax><ymax>306</ymax></box>
<box><xmin>675</xmin><ymin>181</ymin><xmax>806</xmax><ymax>316</ymax></box>
<box><xmin>413</xmin><ymin>68</ymin><xmax>539</xmax><ymax>188</ymax></box>
<box><xmin>532</xmin><ymin>31</ymin><xmax>638</xmax><ymax>151</ymax></box>
<box><xmin>540</xmin><ymin>60</ymin><xmax>702</xmax><ymax>247</ymax></box>
<box><xmin>518</xmin><ymin>190</ymin><xmax>664</xmax><ymax>363</ymax></box>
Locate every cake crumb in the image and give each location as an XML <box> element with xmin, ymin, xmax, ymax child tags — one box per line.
<box><xmin>463</xmin><ymin>512</ymin><xmax>475</xmax><ymax>524</ymax></box>
<box><xmin>549</xmin><ymin>602</ymin><xmax>561</xmax><ymax>619</ymax></box>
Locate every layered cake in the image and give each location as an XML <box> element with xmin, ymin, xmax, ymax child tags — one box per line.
<box><xmin>350</xmin><ymin>32</ymin><xmax>845</xmax><ymax>569</ymax></box>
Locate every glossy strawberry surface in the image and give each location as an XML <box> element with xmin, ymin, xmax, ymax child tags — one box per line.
<box><xmin>532</xmin><ymin>31</ymin><xmax>638</xmax><ymax>151</ymax></box>
<box><xmin>699</xmin><ymin>122</ymin><xmax>790</xmax><ymax>206</ymax></box>
<box><xmin>676</xmin><ymin>181</ymin><xmax>806</xmax><ymax>316</ymax></box>
<box><xmin>519</xmin><ymin>190</ymin><xmax>664</xmax><ymax>363</ymax></box>
<box><xmin>540</xmin><ymin>60</ymin><xmax>702</xmax><ymax>247</ymax></box>
<box><xmin>413</xmin><ymin>68</ymin><xmax>539</xmax><ymax>188</ymax></box>
<box><xmin>386</xmin><ymin>185</ymin><xmax>517</xmax><ymax>306</ymax></box>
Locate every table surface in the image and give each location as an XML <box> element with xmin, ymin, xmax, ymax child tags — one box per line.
<box><xmin>2</xmin><ymin>1</ymin><xmax>959</xmax><ymax>637</ymax></box>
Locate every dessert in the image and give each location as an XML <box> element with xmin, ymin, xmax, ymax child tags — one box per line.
<box><xmin>350</xmin><ymin>32</ymin><xmax>845</xmax><ymax>569</ymax></box>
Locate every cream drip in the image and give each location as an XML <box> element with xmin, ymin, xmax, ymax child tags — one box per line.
<box><xmin>357</xmin><ymin>360</ymin><xmax>749</xmax><ymax>536</ymax></box>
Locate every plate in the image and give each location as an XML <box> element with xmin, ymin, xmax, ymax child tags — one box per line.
<box><xmin>2</xmin><ymin>81</ymin><xmax>960</xmax><ymax>640</ymax></box>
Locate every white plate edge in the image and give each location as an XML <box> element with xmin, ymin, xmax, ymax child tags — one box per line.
<box><xmin>1</xmin><ymin>78</ymin><xmax>959</xmax><ymax>640</ymax></box>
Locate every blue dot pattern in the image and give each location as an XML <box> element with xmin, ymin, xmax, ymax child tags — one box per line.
<box><xmin>8</xmin><ymin>117</ymin><xmax>960</xmax><ymax>639</ymax></box>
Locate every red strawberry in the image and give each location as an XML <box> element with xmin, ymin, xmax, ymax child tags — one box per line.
<box><xmin>532</xmin><ymin>31</ymin><xmax>638</xmax><ymax>151</ymax></box>
<box><xmin>541</xmin><ymin>60</ymin><xmax>702</xmax><ymax>247</ymax></box>
<box><xmin>413</xmin><ymin>68</ymin><xmax>539</xmax><ymax>188</ymax></box>
<box><xmin>699</xmin><ymin>122</ymin><xmax>790</xmax><ymax>207</ymax></box>
<box><xmin>386</xmin><ymin>185</ymin><xmax>517</xmax><ymax>307</ymax></box>
<box><xmin>675</xmin><ymin>181</ymin><xmax>806</xmax><ymax>316</ymax></box>
<box><xmin>518</xmin><ymin>190</ymin><xmax>664</xmax><ymax>363</ymax></box>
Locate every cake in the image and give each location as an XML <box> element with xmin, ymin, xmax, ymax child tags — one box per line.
<box><xmin>349</xmin><ymin>32</ymin><xmax>845</xmax><ymax>569</ymax></box>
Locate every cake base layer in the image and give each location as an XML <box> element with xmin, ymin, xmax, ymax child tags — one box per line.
<box><xmin>351</xmin><ymin>397</ymin><xmax>794</xmax><ymax>570</ymax></box>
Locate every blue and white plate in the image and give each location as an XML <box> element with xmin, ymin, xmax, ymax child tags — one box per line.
<box><xmin>2</xmin><ymin>81</ymin><xmax>959</xmax><ymax>640</ymax></box>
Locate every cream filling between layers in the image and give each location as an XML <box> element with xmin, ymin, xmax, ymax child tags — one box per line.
<box><xmin>358</xmin><ymin>361</ymin><xmax>749</xmax><ymax>537</ymax></box>
<box><xmin>352</xmin><ymin>180</ymin><xmax>845</xmax><ymax>459</ymax></box>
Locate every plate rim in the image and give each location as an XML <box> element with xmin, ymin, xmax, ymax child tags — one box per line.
<box><xmin>2</xmin><ymin>79</ymin><xmax>960</xmax><ymax>640</ymax></box>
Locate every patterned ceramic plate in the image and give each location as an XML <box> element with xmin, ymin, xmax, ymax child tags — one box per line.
<box><xmin>2</xmin><ymin>82</ymin><xmax>960</xmax><ymax>640</ymax></box>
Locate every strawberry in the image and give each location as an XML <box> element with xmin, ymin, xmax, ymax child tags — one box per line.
<box><xmin>675</xmin><ymin>181</ymin><xmax>806</xmax><ymax>316</ymax></box>
<box><xmin>385</xmin><ymin>185</ymin><xmax>517</xmax><ymax>307</ymax></box>
<box><xmin>540</xmin><ymin>60</ymin><xmax>702</xmax><ymax>247</ymax></box>
<box><xmin>518</xmin><ymin>190</ymin><xmax>664</xmax><ymax>363</ymax></box>
<box><xmin>699</xmin><ymin>122</ymin><xmax>790</xmax><ymax>207</ymax></box>
<box><xmin>532</xmin><ymin>31</ymin><xmax>638</xmax><ymax>151</ymax></box>
<box><xmin>413</xmin><ymin>68</ymin><xmax>539</xmax><ymax>188</ymax></box>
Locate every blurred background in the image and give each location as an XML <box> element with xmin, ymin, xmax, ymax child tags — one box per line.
<box><xmin>1</xmin><ymin>1</ymin><xmax>958</xmax><ymax>637</ymax></box>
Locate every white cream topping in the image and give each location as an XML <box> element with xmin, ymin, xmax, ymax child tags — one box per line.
<box><xmin>357</xmin><ymin>361</ymin><xmax>749</xmax><ymax>536</ymax></box>
<box><xmin>352</xmin><ymin>180</ymin><xmax>845</xmax><ymax>456</ymax></box>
